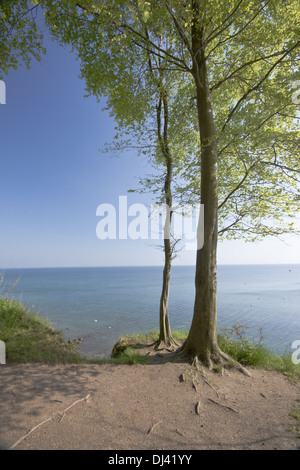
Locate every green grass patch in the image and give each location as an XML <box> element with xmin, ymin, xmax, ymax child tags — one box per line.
<box><xmin>102</xmin><ymin>346</ymin><xmax>149</xmax><ymax>365</ymax></box>
<box><xmin>218</xmin><ymin>323</ymin><xmax>300</xmax><ymax>382</ymax></box>
<box><xmin>0</xmin><ymin>297</ymin><xmax>152</xmax><ymax>366</ymax></box>
<box><xmin>0</xmin><ymin>297</ymin><xmax>84</xmax><ymax>364</ymax></box>
<box><xmin>290</xmin><ymin>400</ymin><xmax>300</xmax><ymax>424</ymax></box>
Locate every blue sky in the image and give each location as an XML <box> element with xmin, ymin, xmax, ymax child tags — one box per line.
<box><xmin>0</xmin><ymin>15</ymin><xmax>299</xmax><ymax>268</ymax></box>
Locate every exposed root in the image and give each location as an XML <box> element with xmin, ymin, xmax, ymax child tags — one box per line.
<box><xmin>9</xmin><ymin>417</ymin><xmax>52</xmax><ymax>449</ymax></box>
<box><xmin>58</xmin><ymin>393</ymin><xmax>90</xmax><ymax>422</ymax></box>
<box><xmin>192</xmin><ymin>379</ymin><xmax>199</xmax><ymax>392</ymax></box>
<box><xmin>154</xmin><ymin>338</ymin><xmax>181</xmax><ymax>352</ymax></box>
<box><xmin>207</xmin><ymin>397</ymin><xmax>239</xmax><ymax>414</ymax></box>
<box><xmin>199</xmin><ymin>372</ymin><xmax>215</xmax><ymax>391</ymax></box>
<box><xmin>195</xmin><ymin>400</ymin><xmax>201</xmax><ymax>415</ymax></box>
<box><xmin>147</xmin><ymin>421</ymin><xmax>162</xmax><ymax>435</ymax></box>
<box><xmin>177</xmin><ymin>343</ymin><xmax>252</xmax><ymax>377</ymax></box>
<box><xmin>215</xmin><ymin>349</ymin><xmax>251</xmax><ymax>377</ymax></box>
<box><xmin>9</xmin><ymin>393</ymin><xmax>91</xmax><ymax>450</ymax></box>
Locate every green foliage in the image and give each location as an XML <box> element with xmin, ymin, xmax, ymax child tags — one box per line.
<box><xmin>41</xmin><ymin>0</ymin><xmax>300</xmax><ymax>243</ymax></box>
<box><xmin>0</xmin><ymin>0</ymin><xmax>46</xmax><ymax>78</ymax></box>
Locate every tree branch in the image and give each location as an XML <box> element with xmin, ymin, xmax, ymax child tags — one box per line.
<box><xmin>75</xmin><ymin>2</ymin><xmax>190</xmax><ymax>72</ymax></box>
<box><xmin>163</xmin><ymin>0</ymin><xmax>193</xmax><ymax>57</ymax></box>
<box><xmin>222</xmin><ymin>40</ymin><xmax>300</xmax><ymax>132</ymax></box>
<box><xmin>206</xmin><ymin>0</ymin><xmax>245</xmax><ymax>44</ymax></box>
<box><xmin>210</xmin><ymin>48</ymin><xmax>291</xmax><ymax>92</ymax></box>
<box><xmin>218</xmin><ymin>163</ymin><xmax>256</xmax><ymax>210</ymax></box>
<box><xmin>207</xmin><ymin>0</ymin><xmax>272</xmax><ymax>51</ymax></box>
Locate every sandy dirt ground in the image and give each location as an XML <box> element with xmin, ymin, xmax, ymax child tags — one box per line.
<box><xmin>0</xmin><ymin>353</ymin><xmax>299</xmax><ymax>451</ymax></box>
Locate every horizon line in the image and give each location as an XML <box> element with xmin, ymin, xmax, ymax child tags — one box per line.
<box><xmin>1</xmin><ymin>262</ymin><xmax>300</xmax><ymax>270</ymax></box>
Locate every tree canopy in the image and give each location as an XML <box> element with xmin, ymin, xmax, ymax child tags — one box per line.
<box><xmin>39</xmin><ymin>0</ymin><xmax>300</xmax><ymax>243</ymax></box>
<box><xmin>0</xmin><ymin>0</ymin><xmax>45</xmax><ymax>79</ymax></box>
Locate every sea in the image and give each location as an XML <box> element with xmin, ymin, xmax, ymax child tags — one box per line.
<box><xmin>1</xmin><ymin>264</ymin><xmax>299</xmax><ymax>360</ymax></box>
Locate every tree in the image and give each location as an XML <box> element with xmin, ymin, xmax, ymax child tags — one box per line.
<box><xmin>41</xmin><ymin>0</ymin><xmax>200</xmax><ymax>350</ymax></box>
<box><xmin>166</xmin><ymin>0</ymin><xmax>299</xmax><ymax>372</ymax></box>
<box><xmin>103</xmin><ymin>39</ymin><xmax>184</xmax><ymax>350</ymax></box>
<box><xmin>42</xmin><ymin>0</ymin><xmax>300</xmax><ymax>373</ymax></box>
<box><xmin>150</xmin><ymin>63</ymin><xmax>180</xmax><ymax>350</ymax></box>
<box><xmin>0</xmin><ymin>0</ymin><xmax>45</xmax><ymax>79</ymax></box>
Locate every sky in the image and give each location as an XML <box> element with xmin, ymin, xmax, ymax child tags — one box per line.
<box><xmin>0</xmin><ymin>13</ymin><xmax>299</xmax><ymax>269</ymax></box>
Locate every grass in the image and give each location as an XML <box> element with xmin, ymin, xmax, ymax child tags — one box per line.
<box><xmin>218</xmin><ymin>323</ymin><xmax>300</xmax><ymax>382</ymax></box>
<box><xmin>290</xmin><ymin>400</ymin><xmax>300</xmax><ymax>424</ymax></box>
<box><xmin>0</xmin><ymin>297</ymin><xmax>84</xmax><ymax>364</ymax></box>
<box><xmin>102</xmin><ymin>347</ymin><xmax>149</xmax><ymax>365</ymax></box>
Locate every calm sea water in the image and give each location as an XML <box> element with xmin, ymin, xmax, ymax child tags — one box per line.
<box><xmin>1</xmin><ymin>265</ymin><xmax>299</xmax><ymax>359</ymax></box>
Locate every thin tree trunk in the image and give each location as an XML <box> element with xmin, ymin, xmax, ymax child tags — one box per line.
<box><xmin>157</xmin><ymin>236</ymin><xmax>173</xmax><ymax>346</ymax></box>
<box><xmin>155</xmin><ymin>88</ymin><xmax>178</xmax><ymax>349</ymax></box>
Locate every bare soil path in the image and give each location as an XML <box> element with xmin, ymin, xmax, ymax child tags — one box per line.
<box><xmin>0</xmin><ymin>356</ymin><xmax>299</xmax><ymax>450</ymax></box>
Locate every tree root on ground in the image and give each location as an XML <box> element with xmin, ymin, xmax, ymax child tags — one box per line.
<box><xmin>154</xmin><ymin>338</ymin><xmax>181</xmax><ymax>352</ymax></box>
<box><xmin>175</xmin><ymin>343</ymin><xmax>252</xmax><ymax>377</ymax></box>
<box><xmin>9</xmin><ymin>393</ymin><xmax>91</xmax><ymax>449</ymax></box>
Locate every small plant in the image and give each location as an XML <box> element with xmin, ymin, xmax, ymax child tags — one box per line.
<box><xmin>290</xmin><ymin>402</ymin><xmax>300</xmax><ymax>424</ymax></box>
<box><xmin>110</xmin><ymin>335</ymin><xmax>150</xmax><ymax>364</ymax></box>
<box><xmin>218</xmin><ymin>322</ymin><xmax>267</xmax><ymax>366</ymax></box>
<box><xmin>289</xmin><ymin>399</ymin><xmax>300</xmax><ymax>443</ymax></box>
<box><xmin>0</xmin><ymin>271</ymin><xmax>20</xmax><ymax>299</ymax></box>
<box><xmin>213</xmin><ymin>363</ymin><xmax>223</xmax><ymax>374</ymax></box>
<box><xmin>111</xmin><ymin>347</ymin><xmax>149</xmax><ymax>365</ymax></box>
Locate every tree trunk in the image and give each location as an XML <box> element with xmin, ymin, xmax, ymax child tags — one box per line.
<box><xmin>157</xmin><ymin>236</ymin><xmax>175</xmax><ymax>348</ymax></box>
<box><xmin>155</xmin><ymin>88</ymin><xmax>178</xmax><ymax>349</ymax></box>
<box><xmin>180</xmin><ymin>1</ymin><xmax>249</xmax><ymax>375</ymax></box>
